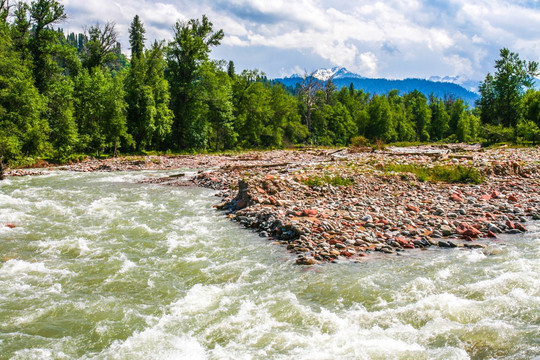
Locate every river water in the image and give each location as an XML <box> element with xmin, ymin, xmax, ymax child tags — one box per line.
<box><xmin>0</xmin><ymin>171</ymin><xmax>539</xmax><ymax>359</ymax></box>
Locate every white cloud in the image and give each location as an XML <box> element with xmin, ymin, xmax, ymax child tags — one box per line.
<box><xmin>357</xmin><ymin>52</ymin><xmax>378</xmax><ymax>77</ymax></box>
<box><xmin>60</xmin><ymin>0</ymin><xmax>540</xmax><ymax>80</ymax></box>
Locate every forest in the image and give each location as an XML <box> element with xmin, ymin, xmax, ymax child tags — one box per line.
<box><xmin>1</xmin><ymin>0</ymin><xmax>540</xmax><ymax>169</ymax></box>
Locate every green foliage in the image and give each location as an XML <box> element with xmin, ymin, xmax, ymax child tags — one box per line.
<box><xmin>126</xmin><ymin>38</ymin><xmax>173</xmax><ymax>150</ymax></box>
<box><xmin>478</xmin><ymin>48</ymin><xmax>539</xmax><ymax>129</ymax></box>
<box><xmin>28</xmin><ymin>0</ymin><xmax>67</xmax><ymax>93</ymax></box>
<box><xmin>522</xmin><ymin>89</ymin><xmax>540</xmax><ymax>126</ymax></box>
<box><xmin>301</xmin><ymin>173</ymin><xmax>354</xmax><ymax>187</ymax></box>
<box><xmin>405</xmin><ymin>90</ymin><xmax>431</xmax><ymax>141</ymax></box>
<box><xmin>429</xmin><ymin>97</ymin><xmax>450</xmax><ymax>140</ymax></box>
<box><xmin>516</xmin><ymin>119</ymin><xmax>540</xmax><ymax>144</ymax></box>
<box><xmin>74</xmin><ymin>68</ymin><xmax>129</xmax><ymax>155</ymax></box>
<box><xmin>129</xmin><ymin>15</ymin><xmax>145</xmax><ymax>60</ymax></box>
<box><xmin>478</xmin><ymin>124</ymin><xmax>515</xmax><ymax>145</ymax></box>
<box><xmin>384</xmin><ymin>163</ymin><xmax>483</xmax><ymax>184</ymax></box>
<box><xmin>81</xmin><ymin>22</ymin><xmax>118</xmax><ymax>70</ymax></box>
<box><xmin>350</xmin><ymin>136</ymin><xmax>369</xmax><ymax>147</ymax></box>
<box><xmin>0</xmin><ymin>22</ymin><xmax>47</xmax><ymax>164</ymax></box>
<box><xmin>166</xmin><ymin>15</ymin><xmax>224</xmax><ymax>150</ymax></box>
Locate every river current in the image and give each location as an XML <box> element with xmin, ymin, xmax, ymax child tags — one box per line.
<box><xmin>0</xmin><ymin>171</ymin><xmax>539</xmax><ymax>359</ymax></box>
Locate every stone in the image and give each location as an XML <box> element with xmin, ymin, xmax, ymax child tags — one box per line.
<box><xmin>508</xmin><ymin>194</ymin><xmax>518</xmax><ymax>203</ymax></box>
<box><xmin>440</xmin><ymin>225</ymin><xmax>453</xmax><ymax>236</ymax></box>
<box><xmin>450</xmin><ymin>193</ymin><xmax>465</xmax><ymax>202</ymax></box>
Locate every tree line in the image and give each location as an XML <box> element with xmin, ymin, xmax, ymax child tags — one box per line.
<box><xmin>1</xmin><ymin>0</ymin><xmax>539</xmax><ymax>170</ymax></box>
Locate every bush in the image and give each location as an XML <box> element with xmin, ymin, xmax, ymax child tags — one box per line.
<box><xmin>384</xmin><ymin>163</ymin><xmax>483</xmax><ymax>184</ymax></box>
<box><xmin>350</xmin><ymin>136</ymin><xmax>370</xmax><ymax>147</ymax></box>
<box><xmin>301</xmin><ymin>173</ymin><xmax>354</xmax><ymax>187</ymax></box>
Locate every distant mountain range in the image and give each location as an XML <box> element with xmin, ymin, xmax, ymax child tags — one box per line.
<box><xmin>274</xmin><ymin>67</ymin><xmax>481</xmax><ymax>106</ymax></box>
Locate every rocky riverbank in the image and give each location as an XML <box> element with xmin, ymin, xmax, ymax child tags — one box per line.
<box><xmin>5</xmin><ymin>146</ymin><xmax>540</xmax><ymax>265</ymax></box>
<box><xmin>146</xmin><ymin>145</ymin><xmax>540</xmax><ymax>265</ymax></box>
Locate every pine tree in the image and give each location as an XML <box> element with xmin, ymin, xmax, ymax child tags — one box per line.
<box><xmin>129</xmin><ymin>15</ymin><xmax>145</xmax><ymax>60</ymax></box>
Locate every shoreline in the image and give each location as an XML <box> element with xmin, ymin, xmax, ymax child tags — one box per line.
<box><xmin>5</xmin><ymin>146</ymin><xmax>540</xmax><ymax>265</ymax></box>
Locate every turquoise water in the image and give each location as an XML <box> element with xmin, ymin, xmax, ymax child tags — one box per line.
<box><xmin>0</xmin><ymin>171</ymin><xmax>539</xmax><ymax>359</ymax></box>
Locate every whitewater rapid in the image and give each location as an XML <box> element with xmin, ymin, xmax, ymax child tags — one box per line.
<box><xmin>0</xmin><ymin>171</ymin><xmax>538</xmax><ymax>359</ymax></box>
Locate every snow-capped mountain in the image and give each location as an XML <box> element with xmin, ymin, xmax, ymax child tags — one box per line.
<box><xmin>275</xmin><ymin>67</ymin><xmax>480</xmax><ymax>106</ymax></box>
<box><xmin>288</xmin><ymin>67</ymin><xmax>364</xmax><ymax>81</ymax></box>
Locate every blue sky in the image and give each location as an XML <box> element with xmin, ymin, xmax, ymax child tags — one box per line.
<box><xmin>61</xmin><ymin>0</ymin><xmax>540</xmax><ymax>81</ymax></box>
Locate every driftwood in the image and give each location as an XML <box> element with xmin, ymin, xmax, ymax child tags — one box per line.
<box><xmin>222</xmin><ymin>162</ymin><xmax>290</xmax><ymax>170</ymax></box>
<box><xmin>167</xmin><ymin>173</ymin><xmax>186</xmax><ymax>178</ymax></box>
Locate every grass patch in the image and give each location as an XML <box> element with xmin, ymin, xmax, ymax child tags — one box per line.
<box><xmin>301</xmin><ymin>173</ymin><xmax>354</xmax><ymax>187</ymax></box>
<box><xmin>384</xmin><ymin>163</ymin><xmax>483</xmax><ymax>184</ymax></box>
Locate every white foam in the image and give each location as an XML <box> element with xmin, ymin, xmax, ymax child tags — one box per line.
<box><xmin>100</xmin><ymin>328</ymin><xmax>207</xmax><ymax>360</ymax></box>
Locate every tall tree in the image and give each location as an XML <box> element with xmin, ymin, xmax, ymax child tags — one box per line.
<box><xmin>478</xmin><ymin>48</ymin><xmax>539</xmax><ymax>128</ymax></box>
<box><xmin>429</xmin><ymin>96</ymin><xmax>450</xmax><ymax>141</ymax></box>
<box><xmin>82</xmin><ymin>22</ymin><xmax>118</xmax><ymax>70</ymax></box>
<box><xmin>28</xmin><ymin>0</ymin><xmax>66</xmax><ymax>93</ymax></box>
<box><xmin>126</xmin><ymin>40</ymin><xmax>173</xmax><ymax>150</ymax></box>
<box><xmin>0</xmin><ymin>20</ymin><xmax>46</xmax><ymax>166</ymax></box>
<box><xmin>74</xmin><ymin>68</ymin><xmax>129</xmax><ymax>155</ymax></box>
<box><xmin>404</xmin><ymin>90</ymin><xmax>431</xmax><ymax>141</ymax></box>
<box><xmin>166</xmin><ymin>15</ymin><xmax>224</xmax><ymax>150</ymax></box>
<box><xmin>11</xmin><ymin>2</ymin><xmax>30</xmax><ymax>59</ymax></box>
<box><xmin>299</xmin><ymin>71</ymin><xmax>322</xmax><ymax>134</ymax></box>
<box><xmin>129</xmin><ymin>15</ymin><xmax>145</xmax><ymax>60</ymax></box>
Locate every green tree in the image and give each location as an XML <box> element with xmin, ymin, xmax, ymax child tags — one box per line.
<box><xmin>366</xmin><ymin>95</ymin><xmax>397</xmax><ymax>142</ymax></box>
<box><xmin>522</xmin><ymin>89</ymin><xmax>540</xmax><ymax>127</ymax></box>
<box><xmin>199</xmin><ymin>61</ymin><xmax>236</xmax><ymax>150</ymax></box>
<box><xmin>0</xmin><ymin>21</ymin><xmax>46</xmax><ymax>166</ymax></box>
<box><xmin>478</xmin><ymin>48</ymin><xmax>539</xmax><ymax>128</ymax></box>
<box><xmin>129</xmin><ymin>15</ymin><xmax>145</xmax><ymax>60</ymax></box>
<box><xmin>46</xmin><ymin>78</ymin><xmax>78</xmax><ymax>157</ymax></box>
<box><xmin>126</xmin><ymin>17</ymin><xmax>173</xmax><ymax>151</ymax></box>
<box><xmin>82</xmin><ymin>22</ymin><xmax>118</xmax><ymax>70</ymax></box>
<box><xmin>166</xmin><ymin>15</ymin><xmax>224</xmax><ymax>150</ymax></box>
<box><xmin>388</xmin><ymin>90</ymin><xmax>415</xmax><ymax>142</ymax></box>
<box><xmin>404</xmin><ymin>90</ymin><xmax>431</xmax><ymax>141</ymax></box>
<box><xmin>429</xmin><ymin>96</ymin><xmax>450</xmax><ymax>141</ymax></box>
<box><xmin>74</xmin><ymin>68</ymin><xmax>129</xmax><ymax>155</ymax></box>
<box><xmin>227</xmin><ymin>60</ymin><xmax>235</xmax><ymax>78</ymax></box>
<box><xmin>28</xmin><ymin>0</ymin><xmax>66</xmax><ymax>93</ymax></box>
<box><xmin>11</xmin><ymin>2</ymin><xmax>30</xmax><ymax>59</ymax></box>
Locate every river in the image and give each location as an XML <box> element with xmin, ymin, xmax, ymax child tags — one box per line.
<box><xmin>0</xmin><ymin>171</ymin><xmax>539</xmax><ymax>359</ymax></box>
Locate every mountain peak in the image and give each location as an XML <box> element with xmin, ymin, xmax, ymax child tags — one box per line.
<box><xmin>288</xmin><ymin>67</ymin><xmax>364</xmax><ymax>81</ymax></box>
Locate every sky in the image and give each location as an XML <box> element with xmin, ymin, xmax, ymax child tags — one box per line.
<box><xmin>60</xmin><ymin>0</ymin><xmax>540</xmax><ymax>81</ymax></box>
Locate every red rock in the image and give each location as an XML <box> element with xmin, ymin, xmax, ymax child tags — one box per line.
<box><xmin>508</xmin><ymin>194</ymin><xmax>518</xmax><ymax>203</ymax></box>
<box><xmin>5</xmin><ymin>224</ymin><xmax>16</xmax><ymax>229</ymax></box>
<box><xmin>515</xmin><ymin>223</ymin><xmax>527</xmax><ymax>232</ymax></box>
<box><xmin>302</xmin><ymin>209</ymin><xmax>318</xmax><ymax>216</ymax></box>
<box><xmin>505</xmin><ymin>220</ymin><xmax>515</xmax><ymax>229</ymax></box>
<box><xmin>491</xmin><ymin>191</ymin><xmax>501</xmax><ymax>198</ymax></box>
<box><xmin>450</xmin><ymin>193</ymin><xmax>465</xmax><ymax>202</ymax></box>
<box><xmin>456</xmin><ymin>223</ymin><xmax>482</xmax><ymax>238</ymax></box>
<box><xmin>487</xmin><ymin>230</ymin><xmax>497</xmax><ymax>238</ymax></box>
<box><xmin>406</xmin><ymin>204</ymin><xmax>420</xmax><ymax>212</ymax></box>
<box><xmin>480</xmin><ymin>194</ymin><xmax>491</xmax><ymax>200</ymax></box>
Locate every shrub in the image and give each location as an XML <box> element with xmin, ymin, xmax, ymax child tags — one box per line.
<box><xmin>384</xmin><ymin>163</ymin><xmax>483</xmax><ymax>184</ymax></box>
<box><xmin>301</xmin><ymin>173</ymin><xmax>354</xmax><ymax>187</ymax></box>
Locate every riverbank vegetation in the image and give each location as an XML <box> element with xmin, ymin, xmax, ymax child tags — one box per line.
<box><xmin>1</xmin><ymin>0</ymin><xmax>539</xmax><ymax>170</ymax></box>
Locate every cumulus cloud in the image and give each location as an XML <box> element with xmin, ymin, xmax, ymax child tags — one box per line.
<box><xmin>61</xmin><ymin>0</ymin><xmax>540</xmax><ymax>80</ymax></box>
